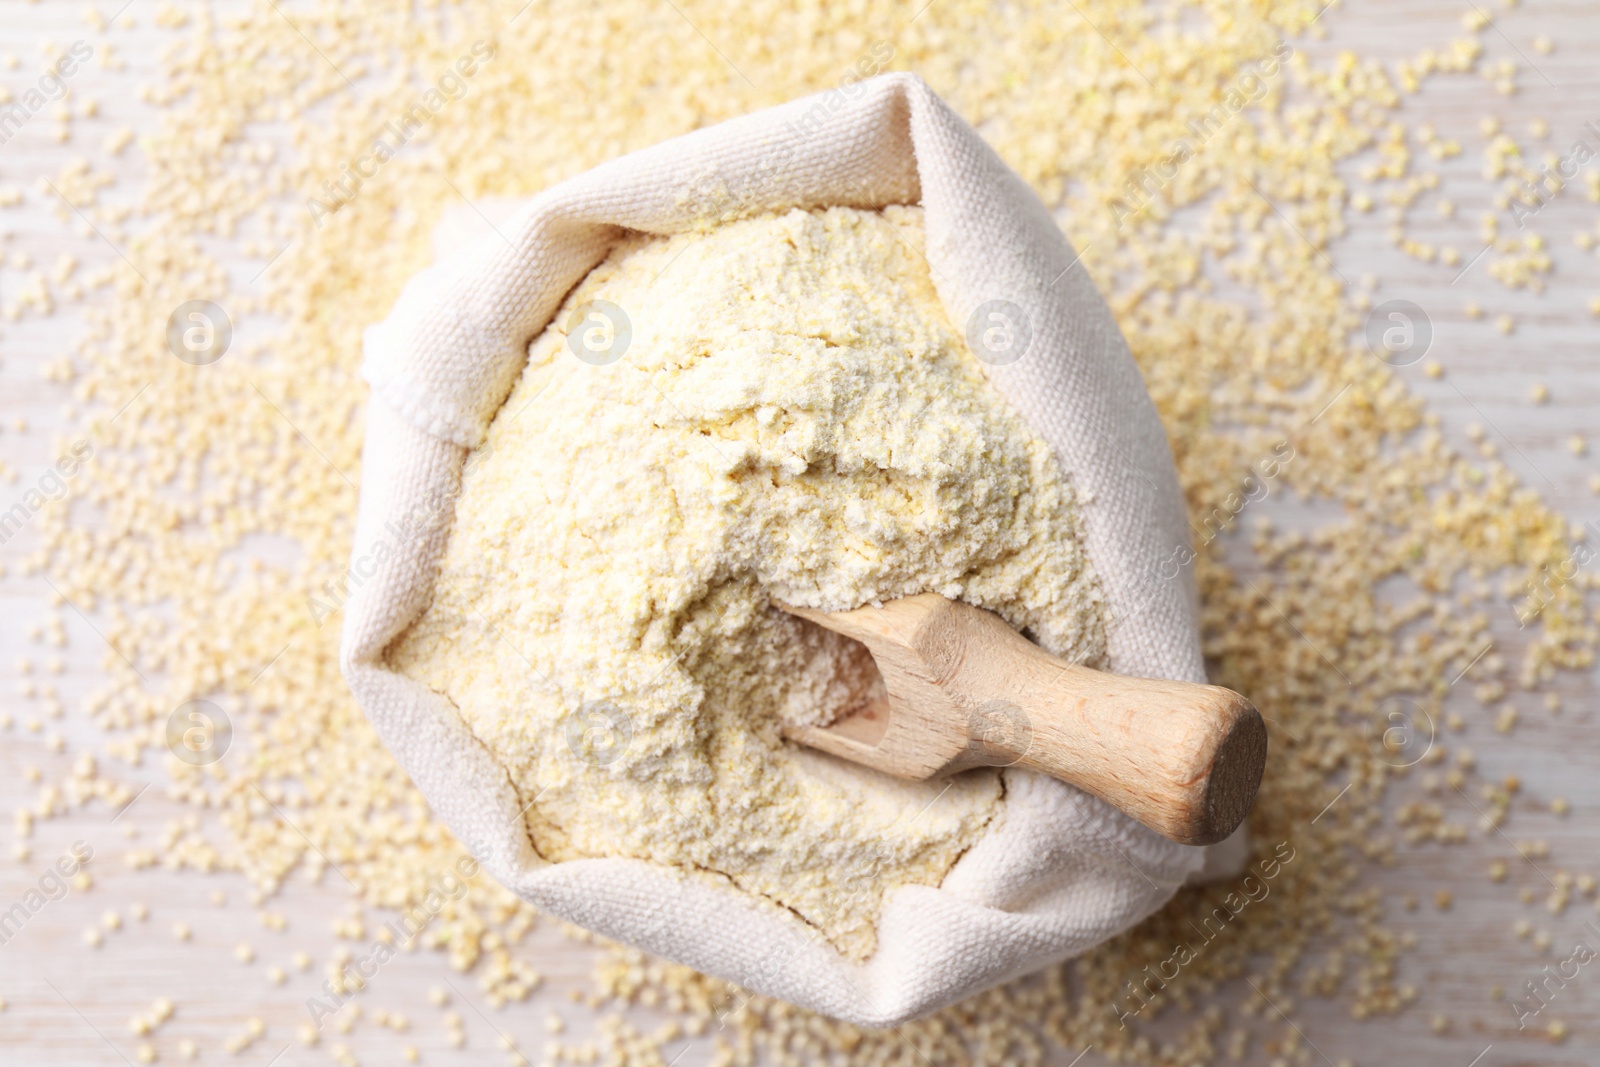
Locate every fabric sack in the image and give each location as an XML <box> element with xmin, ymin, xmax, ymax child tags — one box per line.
<box><xmin>344</xmin><ymin>71</ymin><xmax>1234</xmax><ymax>1026</ymax></box>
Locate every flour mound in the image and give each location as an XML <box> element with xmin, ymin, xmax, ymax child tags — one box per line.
<box><xmin>389</xmin><ymin>205</ymin><xmax>1106</xmax><ymax>959</ymax></box>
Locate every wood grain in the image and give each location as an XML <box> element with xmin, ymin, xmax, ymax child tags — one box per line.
<box><xmin>783</xmin><ymin>594</ymin><xmax>1266</xmax><ymax>845</ymax></box>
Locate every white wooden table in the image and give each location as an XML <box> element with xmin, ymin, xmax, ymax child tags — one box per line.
<box><xmin>1</xmin><ymin>0</ymin><xmax>1597</xmax><ymax>1064</ymax></box>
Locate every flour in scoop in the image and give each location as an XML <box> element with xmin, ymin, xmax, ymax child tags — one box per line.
<box><xmin>388</xmin><ymin>205</ymin><xmax>1106</xmax><ymax>958</ymax></box>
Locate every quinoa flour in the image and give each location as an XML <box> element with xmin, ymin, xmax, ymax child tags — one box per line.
<box><xmin>387</xmin><ymin>204</ymin><xmax>1108</xmax><ymax>959</ymax></box>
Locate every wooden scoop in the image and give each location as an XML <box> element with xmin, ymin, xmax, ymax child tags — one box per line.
<box><xmin>780</xmin><ymin>593</ymin><xmax>1266</xmax><ymax>846</ymax></box>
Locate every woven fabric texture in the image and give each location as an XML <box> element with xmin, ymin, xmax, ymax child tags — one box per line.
<box><xmin>343</xmin><ymin>73</ymin><xmax>1213</xmax><ymax>1025</ymax></box>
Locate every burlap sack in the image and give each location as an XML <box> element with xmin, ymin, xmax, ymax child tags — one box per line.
<box><xmin>344</xmin><ymin>72</ymin><xmax>1230</xmax><ymax>1025</ymax></box>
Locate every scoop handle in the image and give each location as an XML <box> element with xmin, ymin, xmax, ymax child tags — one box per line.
<box><xmin>944</xmin><ymin>605</ymin><xmax>1266</xmax><ymax>846</ymax></box>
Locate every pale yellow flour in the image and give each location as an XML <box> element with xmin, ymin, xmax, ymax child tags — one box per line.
<box><xmin>388</xmin><ymin>205</ymin><xmax>1106</xmax><ymax>958</ymax></box>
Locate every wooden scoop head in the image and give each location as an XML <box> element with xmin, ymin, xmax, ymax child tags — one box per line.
<box><xmin>780</xmin><ymin>593</ymin><xmax>1266</xmax><ymax>847</ymax></box>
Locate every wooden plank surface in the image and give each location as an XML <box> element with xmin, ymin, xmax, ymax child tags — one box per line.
<box><xmin>1</xmin><ymin>0</ymin><xmax>1598</xmax><ymax>1064</ymax></box>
